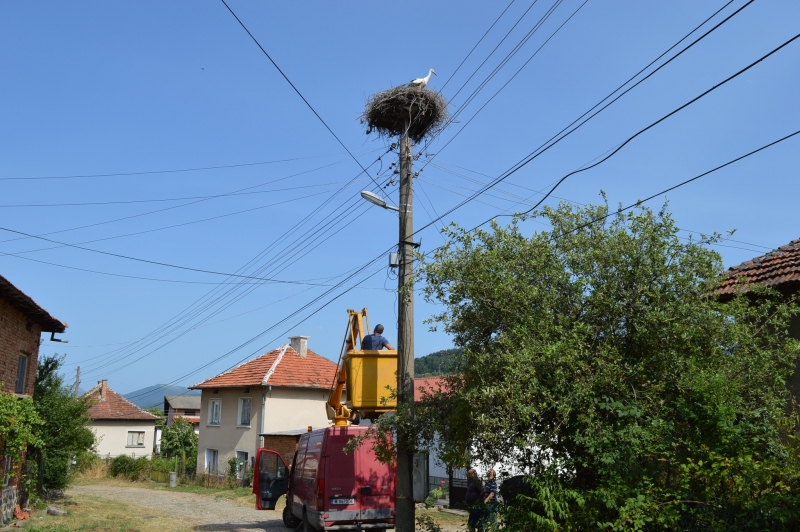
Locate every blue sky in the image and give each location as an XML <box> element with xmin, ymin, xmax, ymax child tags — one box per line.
<box><xmin>2</xmin><ymin>1</ymin><xmax>798</xmax><ymax>394</ymax></box>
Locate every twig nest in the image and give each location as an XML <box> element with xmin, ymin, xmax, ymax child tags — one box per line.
<box><xmin>363</xmin><ymin>86</ymin><xmax>449</xmax><ymax>143</ymax></box>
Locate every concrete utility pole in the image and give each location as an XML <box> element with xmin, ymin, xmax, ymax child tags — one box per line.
<box><xmin>395</xmin><ymin>123</ymin><xmax>416</xmax><ymax>532</ymax></box>
<box><xmin>74</xmin><ymin>366</ymin><xmax>81</xmax><ymax>397</ymax></box>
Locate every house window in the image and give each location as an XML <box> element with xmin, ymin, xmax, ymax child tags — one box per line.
<box><xmin>183</xmin><ymin>410</ymin><xmax>197</xmax><ymax>416</ymax></box>
<box><xmin>237</xmin><ymin>398</ymin><xmax>251</xmax><ymax>427</ymax></box>
<box><xmin>15</xmin><ymin>354</ymin><xmax>28</xmax><ymax>395</ymax></box>
<box><xmin>127</xmin><ymin>431</ymin><xmax>145</xmax><ymax>447</ymax></box>
<box><xmin>206</xmin><ymin>449</ymin><xmax>219</xmax><ymax>475</ymax></box>
<box><xmin>235</xmin><ymin>450</ymin><xmax>248</xmax><ymax>479</ymax></box>
<box><xmin>208</xmin><ymin>399</ymin><xmax>221</xmax><ymax>425</ymax></box>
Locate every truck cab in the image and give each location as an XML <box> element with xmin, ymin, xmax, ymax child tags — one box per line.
<box><xmin>254</xmin><ymin>425</ymin><xmax>395</xmax><ymax>531</ymax></box>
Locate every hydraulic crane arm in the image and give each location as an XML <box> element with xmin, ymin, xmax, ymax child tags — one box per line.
<box><xmin>327</xmin><ymin>308</ymin><xmax>370</xmax><ymax>426</ymax></box>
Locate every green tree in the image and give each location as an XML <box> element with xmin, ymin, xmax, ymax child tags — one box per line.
<box><xmin>147</xmin><ymin>407</ymin><xmax>166</xmax><ymax>427</ymax></box>
<box><xmin>415</xmin><ymin>348</ymin><xmax>460</xmax><ymax>376</ymax></box>
<box><xmin>160</xmin><ymin>417</ymin><xmax>198</xmax><ymax>474</ymax></box>
<box><xmin>31</xmin><ymin>354</ymin><xmax>96</xmax><ymax>490</ymax></box>
<box><xmin>412</xmin><ymin>202</ymin><xmax>800</xmax><ymax>530</ymax></box>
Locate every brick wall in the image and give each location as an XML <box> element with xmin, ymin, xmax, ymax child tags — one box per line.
<box><xmin>0</xmin><ymin>298</ymin><xmax>42</xmax><ymax>397</ymax></box>
<box><xmin>262</xmin><ymin>435</ymin><xmax>300</xmax><ymax>466</ymax></box>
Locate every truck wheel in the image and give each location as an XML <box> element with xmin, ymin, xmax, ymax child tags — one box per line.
<box><xmin>282</xmin><ymin>505</ymin><xmax>301</xmax><ymax>529</ymax></box>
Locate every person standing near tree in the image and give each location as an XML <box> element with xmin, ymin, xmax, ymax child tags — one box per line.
<box><xmin>482</xmin><ymin>469</ymin><xmax>499</xmax><ymax>530</ymax></box>
<box><xmin>465</xmin><ymin>468</ymin><xmax>485</xmax><ymax>532</ymax></box>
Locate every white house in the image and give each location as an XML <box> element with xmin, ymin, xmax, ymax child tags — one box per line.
<box><xmin>86</xmin><ymin>380</ymin><xmax>159</xmax><ymax>458</ymax></box>
<box><xmin>190</xmin><ymin>336</ymin><xmax>337</xmax><ymax>476</ymax></box>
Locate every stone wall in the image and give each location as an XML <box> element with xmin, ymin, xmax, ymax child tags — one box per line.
<box><xmin>0</xmin><ymin>486</ymin><xmax>17</xmax><ymax>524</ymax></box>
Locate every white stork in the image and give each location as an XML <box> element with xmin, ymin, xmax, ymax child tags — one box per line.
<box><xmin>409</xmin><ymin>69</ymin><xmax>437</xmax><ymax>89</ymax></box>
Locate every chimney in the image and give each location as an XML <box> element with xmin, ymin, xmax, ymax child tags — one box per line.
<box><xmin>98</xmin><ymin>379</ymin><xmax>108</xmax><ymax>400</ymax></box>
<box><xmin>289</xmin><ymin>336</ymin><xmax>309</xmax><ymax>358</ymax></box>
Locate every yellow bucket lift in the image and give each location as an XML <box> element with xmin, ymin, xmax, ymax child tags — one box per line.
<box><xmin>327</xmin><ymin>308</ymin><xmax>398</xmax><ymax>426</ymax></box>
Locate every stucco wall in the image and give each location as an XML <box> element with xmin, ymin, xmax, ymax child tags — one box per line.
<box><xmin>196</xmin><ymin>386</ymin><xmax>331</xmax><ymax>474</ymax></box>
<box><xmin>91</xmin><ymin>419</ymin><xmax>156</xmax><ymax>458</ymax></box>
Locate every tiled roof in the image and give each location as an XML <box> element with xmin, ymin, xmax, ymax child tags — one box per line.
<box><xmin>164</xmin><ymin>394</ymin><xmax>201</xmax><ymax>410</ymax></box>
<box><xmin>717</xmin><ymin>238</ymin><xmax>800</xmax><ymax>298</ymax></box>
<box><xmin>414</xmin><ymin>376</ymin><xmax>449</xmax><ymax>401</ymax></box>
<box><xmin>190</xmin><ymin>345</ymin><xmax>338</xmax><ymax>390</ymax></box>
<box><xmin>0</xmin><ymin>274</ymin><xmax>66</xmax><ymax>333</ymax></box>
<box><xmin>85</xmin><ymin>381</ymin><xmax>160</xmax><ymax>421</ymax></box>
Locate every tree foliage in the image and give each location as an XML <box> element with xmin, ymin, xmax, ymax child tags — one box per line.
<box><xmin>32</xmin><ymin>354</ymin><xmax>96</xmax><ymax>490</ymax></box>
<box><xmin>414</xmin><ymin>202</ymin><xmax>800</xmax><ymax>530</ymax></box>
<box><xmin>147</xmin><ymin>407</ymin><xmax>166</xmax><ymax>427</ymax></box>
<box><xmin>0</xmin><ymin>392</ymin><xmax>43</xmax><ymax>467</ymax></box>
<box><xmin>415</xmin><ymin>348</ymin><xmax>461</xmax><ymax>376</ymax></box>
<box><xmin>160</xmin><ymin>416</ymin><xmax>198</xmax><ymax>471</ymax></box>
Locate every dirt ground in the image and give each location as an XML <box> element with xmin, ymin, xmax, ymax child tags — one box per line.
<box><xmin>18</xmin><ymin>481</ymin><xmax>466</xmax><ymax>532</ymax></box>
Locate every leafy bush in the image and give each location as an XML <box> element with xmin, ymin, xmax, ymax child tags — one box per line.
<box><xmin>108</xmin><ymin>455</ymin><xmax>149</xmax><ymax>481</ymax></box>
<box><xmin>151</xmin><ymin>457</ymin><xmax>175</xmax><ymax>473</ymax></box>
<box><xmin>425</xmin><ymin>486</ymin><xmax>444</xmax><ymax>508</ymax></box>
<box><xmin>160</xmin><ymin>417</ymin><xmax>198</xmax><ymax>475</ymax></box>
<box><xmin>227</xmin><ymin>457</ymin><xmax>239</xmax><ymax>488</ymax></box>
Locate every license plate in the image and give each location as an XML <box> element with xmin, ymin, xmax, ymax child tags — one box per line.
<box><xmin>331</xmin><ymin>498</ymin><xmax>355</xmax><ymax>505</ymax></box>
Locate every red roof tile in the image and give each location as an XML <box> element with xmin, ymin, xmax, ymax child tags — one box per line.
<box><xmin>191</xmin><ymin>345</ymin><xmax>338</xmax><ymax>390</ymax></box>
<box><xmin>414</xmin><ymin>376</ymin><xmax>449</xmax><ymax>402</ymax></box>
<box><xmin>85</xmin><ymin>380</ymin><xmax>160</xmax><ymax>421</ymax></box>
<box><xmin>717</xmin><ymin>238</ymin><xmax>800</xmax><ymax>298</ymax></box>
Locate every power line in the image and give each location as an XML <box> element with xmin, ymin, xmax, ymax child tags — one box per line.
<box><xmin>122</xmin><ymin>128</ymin><xmax>800</xmax><ymax>399</ymax></box>
<box><xmin>77</xmin><ymin>158</ymin><xmax>395</xmax><ymax>374</ymax></box>
<box><xmin>415</xmin><ymin>0</ymin><xmax>745</xmax><ymax>180</ymax></box>
<box><xmin>440</xmin><ymin>0</ymin><xmax>517</xmax><ymax>92</ymax></box>
<box><xmin>0</xmin><ymin>181</ymin><xmax>344</xmax><ymax>208</ymax></box>
<box><xmin>426</xmin><ymin>160</ymin><xmax>772</xmax><ymax>252</ymax></box>
<box><xmin>0</xmin><ymin>160</ymin><xmax>344</xmax><ymax>244</ymax></box>
<box><xmin>0</xmin><ymin>150</ymin><xmax>371</xmax><ymax>181</ymax></box>
<box><xmin>412</xmin><ymin>28</ymin><xmax>799</xmax><ymax>238</ymax></box>
<box><xmin>218</xmin><ymin>0</ymin><xmax>392</xmax><ymax>202</ymax></box>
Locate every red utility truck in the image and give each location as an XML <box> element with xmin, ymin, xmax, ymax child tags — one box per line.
<box><xmin>254</xmin><ymin>425</ymin><xmax>396</xmax><ymax>531</ymax></box>
<box><xmin>253</xmin><ymin>307</ymin><xmax>399</xmax><ymax>531</ymax></box>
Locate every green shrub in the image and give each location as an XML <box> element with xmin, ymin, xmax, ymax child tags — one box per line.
<box><xmin>108</xmin><ymin>455</ymin><xmax>149</xmax><ymax>481</ymax></box>
<box><xmin>424</xmin><ymin>486</ymin><xmax>444</xmax><ymax>508</ymax></box>
<box><xmin>151</xmin><ymin>457</ymin><xmax>175</xmax><ymax>473</ymax></box>
<box><xmin>226</xmin><ymin>457</ymin><xmax>239</xmax><ymax>488</ymax></box>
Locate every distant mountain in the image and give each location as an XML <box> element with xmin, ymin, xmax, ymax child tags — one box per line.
<box><xmin>415</xmin><ymin>348</ymin><xmax>461</xmax><ymax>377</ymax></box>
<box><xmin>123</xmin><ymin>384</ymin><xmax>201</xmax><ymax>410</ymax></box>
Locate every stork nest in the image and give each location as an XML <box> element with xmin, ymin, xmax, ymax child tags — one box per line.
<box><xmin>363</xmin><ymin>86</ymin><xmax>449</xmax><ymax>143</ymax></box>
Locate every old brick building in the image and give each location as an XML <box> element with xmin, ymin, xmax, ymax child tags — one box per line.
<box><xmin>0</xmin><ymin>274</ymin><xmax>66</xmax><ymax>398</ymax></box>
<box><xmin>0</xmin><ymin>273</ymin><xmax>66</xmax><ymax>523</ymax></box>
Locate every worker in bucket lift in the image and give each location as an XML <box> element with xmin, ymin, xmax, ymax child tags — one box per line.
<box><xmin>361</xmin><ymin>324</ymin><xmax>395</xmax><ymax>350</ymax></box>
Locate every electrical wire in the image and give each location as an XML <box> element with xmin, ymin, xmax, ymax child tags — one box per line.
<box><xmin>415</xmin><ymin>0</ymin><xmax>746</xmax><ymax>181</ymax></box>
<box><xmin>0</xmin><ymin>149</ymin><xmax>384</xmax><ymax>181</ymax></box>
<box><xmin>77</xmin><ymin>156</ymin><xmax>397</xmax><ymax>374</ymax></box>
<box><xmin>411</xmin><ymin>29</ymin><xmax>800</xmax><ymax>239</ymax></box>
<box><xmin>440</xmin><ymin>0</ymin><xmax>517</xmax><ymax>92</ymax></box>
<box><xmin>219</xmin><ymin>0</ymin><xmax>392</xmax><ymax>203</ymax></box>
<box><xmin>0</xmin><ymin>181</ymin><xmax>344</xmax><ymax>208</ymax></box>
<box><xmin>0</xmin><ymin>160</ymin><xmax>344</xmax><ymax>245</ymax></box>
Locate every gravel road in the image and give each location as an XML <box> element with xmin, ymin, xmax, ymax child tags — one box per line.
<box><xmin>69</xmin><ymin>484</ymin><xmax>288</xmax><ymax>531</ymax></box>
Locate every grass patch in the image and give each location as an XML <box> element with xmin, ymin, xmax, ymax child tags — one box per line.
<box><xmin>21</xmin><ymin>492</ymin><xmax>192</xmax><ymax>532</ymax></box>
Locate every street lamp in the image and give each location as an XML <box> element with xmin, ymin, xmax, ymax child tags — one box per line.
<box><xmin>360</xmin><ymin>190</ymin><xmax>400</xmax><ymax>212</ymax></box>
